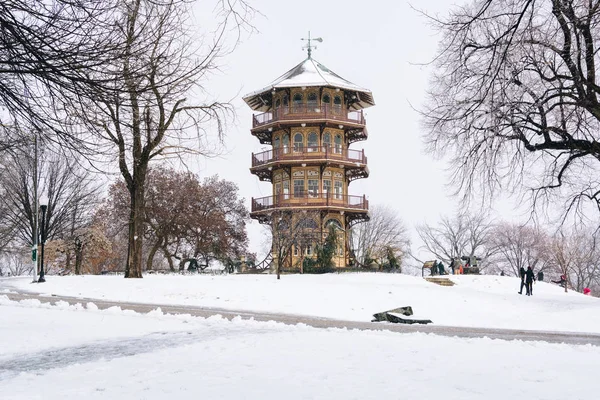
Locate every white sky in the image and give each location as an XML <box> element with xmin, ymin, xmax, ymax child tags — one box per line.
<box><xmin>186</xmin><ymin>0</ymin><xmax>529</xmax><ymax>260</ymax></box>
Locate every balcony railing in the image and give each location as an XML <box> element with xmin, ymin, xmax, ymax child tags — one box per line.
<box><xmin>251</xmin><ymin>146</ymin><xmax>367</xmax><ymax>168</ymax></box>
<box><xmin>252</xmin><ymin>104</ymin><xmax>365</xmax><ymax>128</ymax></box>
<box><xmin>251</xmin><ymin>193</ymin><xmax>369</xmax><ymax>213</ymax></box>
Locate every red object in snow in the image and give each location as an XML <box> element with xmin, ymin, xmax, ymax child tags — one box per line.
<box><xmin>583</xmin><ymin>288</ymin><xmax>591</xmax><ymax>295</ymax></box>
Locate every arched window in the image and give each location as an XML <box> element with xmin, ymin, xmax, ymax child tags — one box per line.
<box><xmin>293</xmin><ymin>93</ymin><xmax>303</xmax><ymax>112</ymax></box>
<box><xmin>323</xmin><ymin>132</ymin><xmax>331</xmax><ymax>151</ymax></box>
<box><xmin>307</xmin><ymin>132</ymin><xmax>318</xmax><ymax>152</ymax></box>
<box><xmin>282</xmin><ymin>95</ymin><xmax>289</xmax><ymax>114</ymax></box>
<box><xmin>322</xmin><ymin>94</ymin><xmax>331</xmax><ymax>105</ymax></box>
<box><xmin>307</xmin><ymin>92</ymin><xmax>318</xmax><ymax>111</ymax></box>
<box><xmin>275</xmin><ymin>98</ymin><xmax>281</xmax><ymax>117</ymax></box>
<box><xmin>282</xmin><ymin>133</ymin><xmax>290</xmax><ymax>154</ymax></box>
<box><xmin>296</xmin><ymin>218</ymin><xmax>318</xmax><ymax>230</ymax></box>
<box><xmin>334</xmin><ymin>134</ymin><xmax>342</xmax><ymax>154</ymax></box>
<box><xmin>273</xmin><ymin>136</ymin><xmax>280</xmax><ymax>158</ymax></box>
<box><xmin>325</xmin><ymin>219</ymin><xmax>343</xmax><ymax>230</ymax></box>
<box><xmin>294</xmin><ymin>132</ymin><xmax>304</xmax><ymax>152</ymax></box>
<box><xmin>333</xmin><ymin>95</ymin><xmax>342</xmax><ymax>115</ymax></box>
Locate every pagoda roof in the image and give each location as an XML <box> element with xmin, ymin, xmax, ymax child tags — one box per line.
<box><xmin>243</xmin><ymin>57</ymin><xmax>375</xmax><ymax>111</ymax></box>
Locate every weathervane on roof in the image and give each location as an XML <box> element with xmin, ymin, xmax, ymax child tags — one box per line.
<box><xmin>301</xmin><ymin>31</ymin><xmax>323</xmax><ymax>59</ymax></box>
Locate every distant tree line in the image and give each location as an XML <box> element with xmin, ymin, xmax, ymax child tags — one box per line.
<box><xmin>416</xmin><ymin>213</ymin><xmax>600</xmax><ymax>295</ymax></box>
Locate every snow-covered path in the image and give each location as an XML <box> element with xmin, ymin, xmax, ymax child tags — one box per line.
<box><xmin>4</xmin><ymin>291</ymin><xmax>600</xmax><ymax>345</ymax></box>
<box><xmin>1</xmin><ymin>296</ymin><xmax>599</xmax><ymax>400</ymax></box>
<box><xmin>3</xmin><ymin>273</ymin><xmax>600</xmax><ymax>333</ymax></box>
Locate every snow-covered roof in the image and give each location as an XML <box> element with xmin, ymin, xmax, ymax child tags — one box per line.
<box><xmin>243</xmin><ymin>57</ymin><xmax>375</xmax><ymax>111</ymax></box>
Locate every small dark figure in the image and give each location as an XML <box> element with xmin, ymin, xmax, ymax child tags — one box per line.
<box><xmin>449</xmin><ymin>258</ymin><xmax>456</xmax><ymax>275</ymax></box>
<box><xmin>525</xmin><ymin>266</ymin><xmax>535</xmax><ymax>296</ymax></box>
<box><xmin>518</xmin><ymin>267</ymin><xmax>525</xmax><ymax>292</ymax></box>
<box><xmin>500</xmin><ymin>271</ymin><xmax>505</xmax><ymax>276</ymax></box>
<box><xmin>537</xmin><ymin>271</ymin><xmax>544</xmax><ymax>282</ymax></box>
<box><xmin>438</xmin><ymin>262</ymin><xmax>446</xmax><ymax>275</ymax></box>
<box><xmin>431</xmin><ymin>259</ymin><xmax>438</xmax><ymax>276</ymax></box>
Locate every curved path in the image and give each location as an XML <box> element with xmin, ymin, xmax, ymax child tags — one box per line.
<box><xmin>3</xmin><ymin>291</ymin><xmax>600</xmax><ymax>346</ymax></box>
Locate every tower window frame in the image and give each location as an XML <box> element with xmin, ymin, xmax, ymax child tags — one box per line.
<box><xmin>293</xmin><ymin>179</ymin><xmax>305</xmax><ymax>198</ymax></box>
<box><xmin>293</xmin><ymin>132</ymin><xmax>304</xmax><ymax>152</ymax></box>
<box><xmin>307</xmin><ymin>132</ymin><xmax>318</xmax><ymax>152</ymax></box>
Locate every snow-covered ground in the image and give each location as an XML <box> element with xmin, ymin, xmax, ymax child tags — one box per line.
<box><xmin>2</xmin><ymin>273</ymin><xmax>599</xmax><ymax>333</ymax></box>
<box><xmin>1</xmin><ymin>295</ymin><xmax>599</xmax><ymax>400</ymax></box>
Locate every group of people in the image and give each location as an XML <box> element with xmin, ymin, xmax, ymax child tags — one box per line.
<box><xmin>518</xmin><ymin>266</ymin><xmax>536</xmax><ymax>296</ymax></box>
<box><xmin>430</xmin><ymin>259</ymin><xmax>465</xmax><ymax>275</ymax></box>
<box><xmin>430</xmin><ymin>260</ymin><xmax>447</xmax><ymax>275</ymax></box>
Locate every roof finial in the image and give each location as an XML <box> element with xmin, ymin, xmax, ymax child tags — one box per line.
<box><xmin>301</xmin><ymin>31</ymin><xmax>323</xmax><ymax>59</ymax></box>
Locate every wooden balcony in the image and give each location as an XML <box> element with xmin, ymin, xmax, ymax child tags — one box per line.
<box><xmin>250</xmin><ymin>146</ymin><xmax>369</xmax><ymax>182</ymax></box>
<box><xmin>252</xmin><ymin>104</ymin><xmax>365</xmax><ymax>130</ymax></box>
<box><xmin>251</xmin><ymin>146</ymin><xmax>367</xmax><ymax>168</ymax></box>
<box><xmin>250</xmin><ymin>193</ymin><xmax>369</xmax><ymax>215</ymax></box>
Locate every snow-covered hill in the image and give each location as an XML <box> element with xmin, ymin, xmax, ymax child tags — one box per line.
<box><xmin>2</xmin><ymin>273</ymin><xmax>599</xmax><ymax>333</ymax></box>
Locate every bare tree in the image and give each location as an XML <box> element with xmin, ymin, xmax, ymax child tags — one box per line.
<box><xmin>0</xmin><ymin>146</ymin><xmax>101</xmax><ymax>253</ymax></box>
<box><xmin>490</xmin><ymin>222</ymin><xmax>551</xmax><ymax>276</ymax></box>
<box><xmin>416</xmin><ymin>213</ymin><xmax>495</xmax><ymax>269</ymax></box>
<box><xmin>351</xmin><ymin>204</ymin><xmax>411</xmax><ymax>269</ymax></box>
<box><xmin>548</xmin><ymin>229</ymin><xmax>600</xmax><ymax>293</ymax></box>
<box><xmin>0</xmin><ymin>1</ymin><xmax>124</xmax><ymax>152</ymax></box>
<box><xmin>423</xmin><ymin>1</ymin><xmax>600</xmax><ymax>220</ymax></box>
<box><xmin>72</xmin><ymin>0</ymin><xmax>254</xmax><ymax>278</ymax></box>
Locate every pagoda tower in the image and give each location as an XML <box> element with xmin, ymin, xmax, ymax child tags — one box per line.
<box><xmin>243</xmin><ymin>50</ymin><xmax>374</xmax><ymax>270</ymax></box>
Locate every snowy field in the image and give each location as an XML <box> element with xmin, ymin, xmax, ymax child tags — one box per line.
<box><xmin>2</xmin><ymin>273</ymin><xmax>600</xmax><ymax>333</ymax></box>
<box><xmin>1</xmin><ymin>295</ymin><xmax>599</xmax><ymax>400</ymax></box>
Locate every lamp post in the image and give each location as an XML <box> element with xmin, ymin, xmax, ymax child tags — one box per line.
<box><xmin>38</xmin><ymin>200</ymin><xmax>48</xmax><ymax>283</ymax></box>
<box><xmin>31</xmin><ymin>131</ymin><xmax>39</xmax><ymax>283</ymax></box>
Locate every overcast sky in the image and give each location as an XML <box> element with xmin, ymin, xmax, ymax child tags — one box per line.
<box><xmin>185</xmin><ymin>0</ymin><xmax>530</xmax><ymax>262</ymax></box>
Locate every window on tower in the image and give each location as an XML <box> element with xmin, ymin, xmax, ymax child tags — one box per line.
<box><xmin>293</xmin><ymin>93</ymin><xmax>303</xmax><ymax>113</ymax></box>
<box><xmin>334</xmin><ymin>180</ymin><xmax>343</xmax><ymax>200</ymax></box>
<box><xmin>308</xmin><ymin>92</ymin><xmax>317</xmax><ymax>111</ymax></box>
<box><xmin>308</xmin><ymin>179</ymin><xmax>318</xmax><ymax>198</ymax></box>
<box><xmin>333</xmin><ymin>95</ymin><xmax>342</xmax><ymax>114</ymax></box>
<box><xmin>273</xmin><ymin>136</ymin><xmax>280</xmax><ymax>158</ymax></box>
<box><xmin>323</xmin><ymin>179</ymin><xmax>332</xmax><ymax>198</ymax></box>
<box><xmin>307</xmin><ymin>132</ymin><xmax>318</xmax><ymax>152</ymax></box>
<box><xmin>283</xmin><ymin>180</ymin><xmax>290</xmax><ymax>199</ymax></box>
<box><xmin>334</xmin><ymin>134</ymin><xmax>342</xmax><ymax>154</ymax></box>
<box><xmin>282</xmin><ymin>133</ymin><xmax>290</xmax><ymax>154</ymax></box>
<box><xmin>323</xmin><ymin>132</ymin><xmax>331</xmax><ymax>151</ymax></box>
<box><xmin>283</xmin><ymin>95</ymin><xmax>289</xmax><ymax>114</ymax></box>
<box><xmin>293</xmin><ymin>179</ymin><xmax>304</xmax><ymax>198</ymax></box>
<box><xmin>294</xmin><ymin>133</ymin><xmax>303</xmax><ymax>152</ymax></box>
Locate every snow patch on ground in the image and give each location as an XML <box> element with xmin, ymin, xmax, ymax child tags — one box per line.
<box><xmin>1</xmin><ymin>296</ymin><xmax>599</xmax><ymax>400</ymax></box>
<box><xmin>2</xmin><ymin>273</ymin><xmax>599</xmax><ymax>333</ymax></box>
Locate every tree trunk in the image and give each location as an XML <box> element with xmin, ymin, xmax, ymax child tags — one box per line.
<box><xmin>125</xmin><ymin>173</ymin><xmax>145</xmax><ymax>278</ymax></box>
<box><xmin>65</xmin><ymin>250</ymin><xmax>72</xmax><ymax>273</ymax></box>
<box><xmin>74</xmin><ymin>248</ymin><xmax>83</xmax><ymax>275</ymax></box>
<box><xmin>146</xmin><ymin>236</ymin><xmax>163</xmax><ymax>271</ymax></box>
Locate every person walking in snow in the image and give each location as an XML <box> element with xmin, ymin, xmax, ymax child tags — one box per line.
<box><xmin>525</xmin><ymin>266</ymin><xmax>535</xmax><ymax>296</ymax></box>
<box><xmin>518</xmin><ymin>266</ymin><xmax>527</xmax><ymax>295</ymax></box>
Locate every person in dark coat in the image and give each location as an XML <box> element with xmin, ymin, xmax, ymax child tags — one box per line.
<box><xmin>525</xmin><ymin>266</ymin><xmax>535</xmax><ymax>296</ymax></box>
<box><xmin>518</xmin><ymin>267</ymin><xmax>527</xmax><ymax>295</ymax></box>
<box><xmin>431</xmin><ymin>260</ymin><xmax>438</xmax><ymax>276</ymax></box>
<box><xmin>438</xmin><ymin>262</ymin><xmax>446</xmax><ymax>275</ymax></box>
<box><xmin>449</xmin><ymin>258</ymin><xmax>456</xmax><ymax>275</ymax></box>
